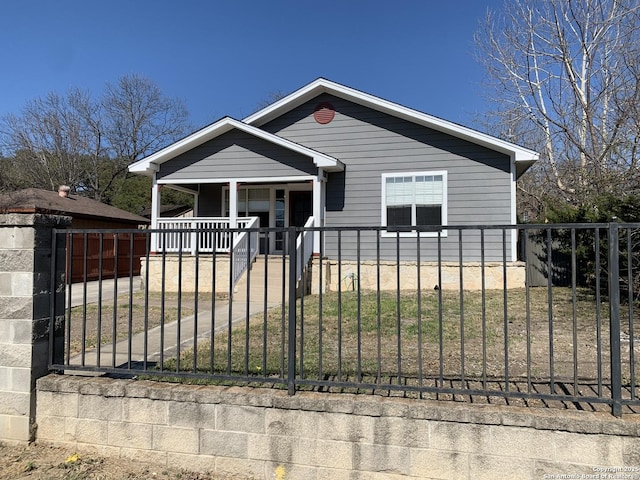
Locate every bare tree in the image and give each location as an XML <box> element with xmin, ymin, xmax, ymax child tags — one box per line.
<box><xmin>0</xmin><ymin>75</ymin><xmax>190</xmax><ymax>202</ymax></box>
<box><xmin>1</xmin><ymin>90</ymin><xmax>95</xmax><ymax>192</ymax></box>
<box><xmin>102</xmin><ymin>75</ymin><xmax>189</xmax><ymax>165</ymax></box>
<box><xmin>475</xmin><ymin>0</ymin><xmax>640</xmax><ymax>214</ymax></box>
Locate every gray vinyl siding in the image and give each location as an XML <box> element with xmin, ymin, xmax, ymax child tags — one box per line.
<box><xmin>262</xmin><ymin>94</ymin><xmax>514</xmax><ymax>261</ymax></box>
<box><xmin>157</xmin><ymin>129</ymin><xmax>316</xmax><ymax>181</ymax></box>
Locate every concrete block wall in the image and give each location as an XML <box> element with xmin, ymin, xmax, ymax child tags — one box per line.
<box><xmin>36</xmin><ymin>375</ymin><xmax>640</xmax><ymax>479</ymax></box>
<box><xmin>0</xmin><ymin>214</ymin><xmax>69</xmax><ymax>441</ymax></box>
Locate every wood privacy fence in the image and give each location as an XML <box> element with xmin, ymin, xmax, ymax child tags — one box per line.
<box><xmin>68</xmin><ymin>231</ymin><xmax>148</xmax><ymax>283</ymax></box>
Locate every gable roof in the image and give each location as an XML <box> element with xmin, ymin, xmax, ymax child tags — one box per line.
<box><xmin>243</xmin><ymin>78</ymin><xmax>539</xmax><ymax>177</ymax></box>
<box><xmin>0</xmin><ymin>188</ymin><xmax>149</xmax><ymax>225</ymax></box>
<box><xmin>128</xmin><ymin>117</ymin><xmax>345</xmax><ymax>177</ymax></box>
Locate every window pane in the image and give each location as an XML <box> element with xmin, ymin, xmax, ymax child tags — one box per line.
<box><xmin>416</xmin><ymin>205</ymin><xmax>442</xmax><ymax>226</ymax></box>
<box><xmin>415</xmin><ymin>175</ymin><xmax>442</xmax><ymax>205</ymax></box>
<box><xmin>387</xmin><ymin>206</ymin><xmax>412</xmax><ymax>226</ymax></box>
<box><xmin>386</xmin><ymin>176</ymin><xmax>414</xmax><ymax>206</ymax></box>
<box><xmin>248</xmin><ymin>188</ymin><xmax>270</xmax><ymax>212</ymax></box>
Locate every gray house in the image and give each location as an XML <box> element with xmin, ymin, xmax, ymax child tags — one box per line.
<box><xmin>129</xmin><ymin>78</ymin><xmax>538</xmax><ymax>292</ymax></box>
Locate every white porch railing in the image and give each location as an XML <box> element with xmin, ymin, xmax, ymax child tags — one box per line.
<box><xmin>156</xmin><ymin>217</ymin><xmax>254</xmax><ymax>254</ymax></box>
<box><xmin>295</xmin><ymin>216</ymin><xmax>315</xmax><ymax>281</ymax></box>
<box><xmin>155</xmin><ymin>215</ymin><xmax>313</xmax><ymax>292</ymax></box>
<box><xmin>231</xmin><ymin>216</ymin><xmax>260</xmax><ymax>288</ymax></box>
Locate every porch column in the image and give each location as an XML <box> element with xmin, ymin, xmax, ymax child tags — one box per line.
<box><xmin>150</xmin><ymin>177</ymin><xmax>161</xmax><ymax>252</ymax></box>
<box><xmin>229</xmin><ymin>180</ymin><xmax>238</xmax><ymax>228</ymax></box>
<box><xmin>313</xmin><ymin>171</ymin><xmax>323</xmax><ymax>255</ymax></box>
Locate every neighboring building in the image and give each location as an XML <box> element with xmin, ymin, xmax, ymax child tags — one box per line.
<box><xmin>0</xmin><ymin>187</ymin><xmax>150</xmax><ymax>282</ymax></box>
<box><xmin>128</xmin><ymin>78</ymin><xmax>539</xmax><ymax>292</ymax></box>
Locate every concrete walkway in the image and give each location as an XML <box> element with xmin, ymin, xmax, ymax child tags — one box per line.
<box><xmin>69</xmin><ymin>298</ymin><xmax>279</xmax><ymax>371</ymax></box>
<box><xmin>67</xmin><ymin>276</ymin><xmax>142</xmax><ymax>308</ymax></box>
<box><xmin>67</xmin><ymin>260</ymin><xmax>286</xmax><ymax>372</ymax></box>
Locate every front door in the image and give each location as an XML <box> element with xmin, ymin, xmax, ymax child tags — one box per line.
<box><xmin>289</xmin><ymin>191</ymin><xmax>313</xmax><ymax>227</ymax></box>
<box><xmin>284</xmin><ymin>191</ymin><xmax>313</xmax><ymax>254</ymax></box>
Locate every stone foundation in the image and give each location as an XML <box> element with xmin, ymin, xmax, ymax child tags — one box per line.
<box><xmin>310</xmin><ymin>258</ymin><xmax>526</xmax><ymax>294</ymax></box>
<box><xmin>142</xmin><ymin>255</ymin><xmax>526</xmax><ymax>295</ymax></box>
<box><xmin>141</xmin><ymin>255</ymin><xmax>232</xmax><ymax>294</ymax></box>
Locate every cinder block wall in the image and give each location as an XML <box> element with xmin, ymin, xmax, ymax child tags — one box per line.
<box><xmin>0</xmin><ymin>214</ymin><xmax>69</xmax><ymax>441</ymax></box>
<box><xmin>36</xmin><ymin>375</ymin><xmax>640</xmax><ymax>479</ymax></box>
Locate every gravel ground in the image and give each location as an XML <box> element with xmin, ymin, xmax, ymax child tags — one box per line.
<box><xmin>0</xmin><ymin>442</ymin><xmax>251</xmax><ymax>480</ymax></box>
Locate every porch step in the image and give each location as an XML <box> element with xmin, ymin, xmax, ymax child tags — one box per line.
<box><xmin>233</xmin><ymin>256</ymin><xmax>290</xmax><ymax>306</ymax></box>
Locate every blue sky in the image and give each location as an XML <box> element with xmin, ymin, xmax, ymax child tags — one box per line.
<box><xmin>1</xmin><ymin>1</ymin><xmax>504</xmax><ymax>132</ymax></box>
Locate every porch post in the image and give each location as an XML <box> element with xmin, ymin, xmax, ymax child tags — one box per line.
<box><xmin>229</xmin><ymin>180</ymin><xmax>238</xmax><ymax>228</ymax></box>
<box><xmin>313</xmin><ymin>171</ymin><xmax>323</xmax><ymax>255</ymax></box>
<box><xmin>150</xmin><ymin>176</ymin><xmax>160</xmax><ymax>252</ymax></box>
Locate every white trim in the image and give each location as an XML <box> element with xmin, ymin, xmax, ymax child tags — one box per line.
<box><xmin>150</xmin><ymin>176</ymin><xmax>160</xmax><ymax>251</ymax></box>
<box><xmin>313</xmin><ymin>171</ymin><xmax>323</xmax><ymax>254</ymax></box>
<box><xmin>268</xmin><ymin>188</ymin><xmax>275</xmax><ymax>251</ymax></box>
<box><xmin>244</xmin><ymin>78</ymin><xmax>539</xmax><ymax>169</ymax></box>
<box><xmin>380</xmin><ymin>170</ymin><xmax>448</xmax><ymax>238</ymax></box>
<box><xmin>229</xmin><ymin>180</ymin><xmax>237</xmax><ymax>228</ymax></box>
<box><xmin>128</xmin><ymin>116</ymin><xmax>344</xmax><ymax>176</ymax></box>
<box><xmin>510</xmin><ymin>156</ymin><xmax>518</xmax><ymax>262</ymax></box>
<box><xmin>156</xmin><ymin>175</ymin><xmax>317</xmax><ymax>185</ymax></box>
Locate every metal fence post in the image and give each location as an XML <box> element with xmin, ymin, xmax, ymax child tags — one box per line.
<box><xmin>608</xmin><ymin>222</ymin><xmax>622</xmax><ymax>417</ymax></box>
<box><xmin>287</xmin><ymin>227</ymin><xmax>297</xmax><ymax>395</ymax></box>
<box><xmin>49</xmin><ymin>228</ymin><xmax>67</xmax><ymax>370</ymax></box>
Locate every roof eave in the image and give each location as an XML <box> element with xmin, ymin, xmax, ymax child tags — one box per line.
<box><xmin>129</xmin><ymin>116</ymin><xmax>344</xmax><ymax>175</ymax></box>
<box><xmin>128</xmin><ymin>162</ymin><xmax>159</xmax><ymax>177</ymax></box>
<box><xmin>245</xmin><ymin>78</ymin><xmax>540</xmax><ymax>169</ymax></box>
<box><xmin>515</xmin><ymin>158</ymin><xmax>538</xmax><ymax>179</ymax></box>
<box><xmin>316</xmin><ymin>156</ymin><xmax>345</xmax><ymax>172</ymax></box>
<box><xmin>128</xmin><ymin>120</ymin><xmax>238</xmax><ymax>175</ymax></box>
<box><xmin>243</xmin><ymin>79</ymin><xmax>329</xmax><ymax>126</ymax></box>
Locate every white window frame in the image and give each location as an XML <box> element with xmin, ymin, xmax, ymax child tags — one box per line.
<box><xmin>381</xmin><ymin>170</ymin><xmax>448</xmax><ymax>237</ymax></box>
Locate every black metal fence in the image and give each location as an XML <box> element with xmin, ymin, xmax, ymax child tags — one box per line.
<box><xmin>49</xmin><ymin>223</ymin><xmax>640</xmax><ymax>416</ymax></box>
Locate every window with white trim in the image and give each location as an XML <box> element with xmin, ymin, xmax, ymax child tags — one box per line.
<box><xmin>382</xmin><ymin>171</ymin><xmax>447</xmax><ymax>235</ymax></box>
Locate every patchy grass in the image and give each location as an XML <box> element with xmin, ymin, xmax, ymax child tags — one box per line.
<box><xmin>66</xmin><ymin>292</ymin><xmax>202</xmax><ymax>354</ymax></box>
<box><xmin>158</xmin><ymin>287</ymin><xmax>630</xmax><ymax>386</ymax></box>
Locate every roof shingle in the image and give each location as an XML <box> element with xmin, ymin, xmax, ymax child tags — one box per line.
<box><xmin>0</xmin><ymin>188</ymin><xmax>149</xmax><ymax>225</ymax></box>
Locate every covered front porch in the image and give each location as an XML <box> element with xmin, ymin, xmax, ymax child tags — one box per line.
<box><xmin>128</xmin><ymin>117</ymin><xmax>344</xmax><ymax>291</ymax></box>
<box><xmin>150</xmin><ymin>180</ymin><xmax>319</xmax><ymax>256</ymax></box>
<box><xmin>147</xmin><ymin>180</ymin><xmax>319</xmax><ymax>294</ymax></box>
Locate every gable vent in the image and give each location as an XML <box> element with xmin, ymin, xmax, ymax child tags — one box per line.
<box><xmin>313</xmin><ymin>102</ymin><xmax>335</xmax><ymax>124</ymax></box>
